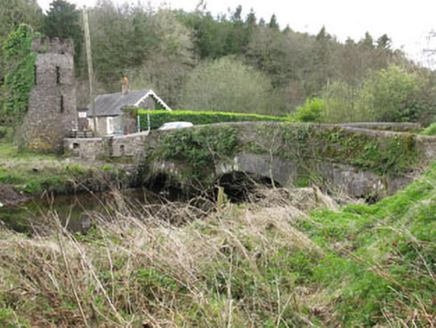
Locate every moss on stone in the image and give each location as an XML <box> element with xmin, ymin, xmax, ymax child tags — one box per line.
<box><xmin>249</xmin><ymin>124</ymin><xmax>420</xmax><ymax>176</ymax></box>
<box><xmin>144</xmin><ymin>123</ymin><xmax>424</xmax><ymax>190</ymax></box>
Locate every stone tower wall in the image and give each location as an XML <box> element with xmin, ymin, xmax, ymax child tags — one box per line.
<box><xmin>19</xmin><ymin>38</ymin><xmax>77</xmax><ymax>153</ymax></box>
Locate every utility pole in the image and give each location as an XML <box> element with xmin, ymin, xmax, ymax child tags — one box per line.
<box><xmin>83</xmin><ymin>9</ymin><xmax>97</xmax><ymax>135</ymax></box>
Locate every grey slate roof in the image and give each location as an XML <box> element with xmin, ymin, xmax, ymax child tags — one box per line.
<box><xmin>87</xmin><ymin>89</ymin><xmax>150</xmax><ymax>117</ymax></box>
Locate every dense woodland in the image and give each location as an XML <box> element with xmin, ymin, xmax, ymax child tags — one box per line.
<box><xmin>1</xmin><ymin>0</ymin><xmax>436</xmax><ymax>125</ymax></box>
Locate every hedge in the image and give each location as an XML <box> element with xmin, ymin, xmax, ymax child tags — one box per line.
<box><xmin>136</xmin><ymin>109</ymin><xmax>291</xmax><ymax>130</ymax></box>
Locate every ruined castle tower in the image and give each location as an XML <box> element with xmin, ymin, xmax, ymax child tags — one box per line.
<box><xmin>19</xmin><ymin>38</ymin><xmax>78</xmax><ymax>152</ymax></box>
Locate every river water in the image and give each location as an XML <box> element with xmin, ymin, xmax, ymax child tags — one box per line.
<box><xmin>0</xmin><ymin>189</ymin><xmax>162</xmax><ymax>234</ymax></box>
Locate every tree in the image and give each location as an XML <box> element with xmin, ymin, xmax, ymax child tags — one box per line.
<box><xmin>377</xmin><ymin>34</ymin><xmax>391</xmax><ymax>50</ymax></box>
<box><xmin>0</xmin><ymin>0</ymin><xmax>42</xmax><ymax>85</ymax></box>
<box><xmin>321</xmin><ymin>80</ymin><xmax>359</xmax><ymax>123</ymax></box>
<box><xmin>245</xmin><ymin>25</ymin><xmax>289</xmax><ymax>86</ymax></box>
<box><xmin>179</xmin><ymin>57</ymin><xmax>276</xmax><ymax>114</ymax></box>
<box><xmin>150</xmin><ymin>10</ymin><xmax>194</xmax><ymax>58</ymax></box>
<box><xmin>128</xmin><ymin>10</ymin><xmax>196</xmax><ymax>106</ymax></box>
<box><xmin>268</xmin><ymin>14</ymin><xmax>279</xmax><ymax>30</ymax></box>
<box><xmin>43</xmin><ymin>0</ymin><xmax>83</xmax><ymax>66</ymax></box>
<box><xmin>244</xmin><ymin>9</ymin><xmax>257</xmax><ymax>47</ymax></box>
<box><xmin>224</xmin><ymin>5</ymin><xmax>244</xmax><ymax>55</ymax></box>
<box><xmin>360</xmin><ymin>32</ymin><xmax>374</xmax><ymax>50</ymax></box>
<box><xmin>309</xmin><ymin>66</ymin><xmax>434</xmax><ymax>124</ymax></box>
<box><xmin>87</xmin><ymin>1</ymin><xmax>155</xmax><ymax>91</ymax></box>
<box><xmin>179</xmin><ymin>9</ymin><xmax>229</xmax><ymax>59</ymax></box>
<box><xmin>311</xmin><ymin>26</ymin><xmax>337</xmax><ymax>90</ymax></box>
<box><xmin>356</xmin><ymin>66</ymin><xmax>422</xmax><ymax>122</ymax></box>
<box><xmin>0</xmin><ymin>0</ymin><xmax>42</xmax><ymax>43</ymax></box>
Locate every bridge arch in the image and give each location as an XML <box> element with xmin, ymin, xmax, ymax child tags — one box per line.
<box><xmin>64</xmin><ymin>122</ymin><xmax>436</xmax><ymax>200</ymax></box>
<box><xmin>215</xmin><ymin>170</ymin><xmax>281</xmax><ymax>202</ymax></box>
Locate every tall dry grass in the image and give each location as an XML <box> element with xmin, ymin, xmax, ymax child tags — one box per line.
<box><xmin>2</xmin><ymin>183</ymin><xmax>435</xmax><ymax>327</ymax></box>
<box><xmin>0</xmin><ymin>188</ymin><xmax>338</xmax><ymax>327</ymax></box>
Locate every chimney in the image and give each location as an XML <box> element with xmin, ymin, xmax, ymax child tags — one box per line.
<box><xmin>122</xmin><ymin>77</ymin><xmax>130</xmax><ymax>95</ymax></box>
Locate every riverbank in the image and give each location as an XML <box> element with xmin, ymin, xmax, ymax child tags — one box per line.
<box><xmin>1</xmin><ymin>162</ymin><xmax>435</xmax><ymax>326</ymax></box>
<box><xmin>0</xmin><ymin>141</ymin><xmax>134</xmax><ymax>207</ymax></box>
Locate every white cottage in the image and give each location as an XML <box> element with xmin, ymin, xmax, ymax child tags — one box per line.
<box><xmin>86</xmin><ymin>89</ymin><xmax>171</xmax><ymax>135</ymax></box>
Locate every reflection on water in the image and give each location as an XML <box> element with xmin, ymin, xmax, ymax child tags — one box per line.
<box><xmin>0</xmin><ymin>189</ymin><xmax>160</xmax><ymax>234</ymax></box>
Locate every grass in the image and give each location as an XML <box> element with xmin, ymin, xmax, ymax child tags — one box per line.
<box><xmin>300</xmin><ymin>163</ymin><xmax>436</xmax><ymax>326</ymax></box>
<box><xmin>1</xmin><ymin>164</ymin><xmax>435</xmax><ymax>326</ymax></box>
<box><xmin>0</xmin><ymin>190</ymin><xmax>335</xmax><ymax>327</ymax></box>
<box><xmin>0</xmin><ymin>141</ymin><xmax>59</xmax><ymax>161</ymax></box>
<box><xmin>0</xmin><ymin>140</ymin><xmax>130</xmax><ymax>196</ymax></box>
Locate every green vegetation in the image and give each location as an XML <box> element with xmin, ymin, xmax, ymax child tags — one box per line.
<box><xmin>0</xmin><ymin>0</ymin><xmax>42</xmax><ymax>88</ymax></box>
<box><xmin>0</xmin><ymin>161</ymin><xmax>122</xmax><ymax>195</ymax></box>
<box><xmin>309</xmin><ymin>127</ymin><xmax>418</xmax><ymax>175</ymax></box>
<box><xmin>42</xmin><ymin>0</ymin><xmax>82</xmax><ymax>65</ymax></box>
<box><xmin>298</xmin><ymin>162</ymin><xmax>436</xmax><ymax>325</ymax></box>
<box><xmin>248</xmin><ymin>124</ymin><xmax>419</xmax><ymax>176</ymax></box>
<box><xmin>292</xmin><ymin>66</ymin><xmax>436</xmax><ymax>124</ymax></box>
<box><xmin>1</xmin><ymin>163</ymin><xmax>435</xmax><ymax>326</ymax></box>
<box><xmin>149</xmin><ymin>125</ymin><xmax>239</xmax><ymax>180</ymax></box>
<box><xmin>289</xmin><ymin>98</ymin><xmax>325</xmax><ymax>123</ymax></box>
<box><xmin>137</xmin><ymin>109</ymin><xmax>290</xmax><ymax>130</ymax></box>
<box><xmin>179</xmin><ymin>57</ymin><xmax>282</xmax><ymax>115</ymax></box>
<box><xmin>145</xmin><ymin>123</ymin><xmax>421</xmax><ymax>191</ymax></box>
<box><xmin>422</xmin><ymin>122</ymin><xmax>436</xmax><ymax>135</ymax></box>
<box><xmin>1</xmin><ymin>24</ymin><xmax>38</xmax><ymax>127</ymax></box>
<box><xmin>0</xmin><ymin>126</ymin><xmax>12</xmax><ymax>140</ymax></box>
<box><xmin>0</xmin><ymin>141</ymin><xmax>130</xmax><ymax>196</ymax></box>
<box><xmin>2</xmin><ymin>0</ymin><xmax>436</xmax><ymax>120</ymax></box>
<box><xmin>0</xmin><ymin>140</ymin><xmax>56</xmax><ymax>160</ymax></box>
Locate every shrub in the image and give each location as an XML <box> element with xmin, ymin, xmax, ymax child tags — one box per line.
<box><xmin>289</xmin><ymin>98</ymin><xmax>325</xmax><ymax>122</ymax></box>
<box><xmin>137</xmin><ymin>109</ymin><xmax>290</xmax><ymax>130</ymax></box>
<box><xmin>421</xmin><ymin>123</ymin><xmax>436</xmax><ymax>135</ymax></box>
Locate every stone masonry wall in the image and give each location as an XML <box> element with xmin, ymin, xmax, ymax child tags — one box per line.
<box><xmin>64</xmin><ymin>131</ymin><xmax>149</xmax><ymax>160</ymax></box>
<box><xmin>18</xmin><ymin>38</ymin><xmax>77</xmax><ymax>153</ymax></box>
<box><xmin>64</xmin><ymin>122</ymin><xmax>436</xmax><ymax>199</ymax></box>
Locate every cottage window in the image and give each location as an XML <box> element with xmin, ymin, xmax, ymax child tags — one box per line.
<box><xmin>60</xmin><ymin>95</ymin><xmax>64</xmax><ymax>113</ymax></box>
<box><xmin>107</xmin><ymin>117</ymin><xmax>114</xmax><ymax>134</ymax></box>
<box><xmin>56</xmin><ymin>66</ymin><xmax>60</xmax><ymax>84</ymax></box>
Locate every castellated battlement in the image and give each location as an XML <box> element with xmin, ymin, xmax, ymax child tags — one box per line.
<box><xmin>31</xmin><ymin>37</ymin><xmax>75</xmax><ymax>55</ymax></box>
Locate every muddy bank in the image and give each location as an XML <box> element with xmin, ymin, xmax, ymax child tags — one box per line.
<box><xmin>0</xmin><ymin>184</ymin><xmax>31</xmax><ymax>207</ymax></box>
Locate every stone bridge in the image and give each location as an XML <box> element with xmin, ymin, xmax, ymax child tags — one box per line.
<box><xmin>65</xmin><ymin>122</ymin><xmax>436</xmax><ymax>199</ymax></box>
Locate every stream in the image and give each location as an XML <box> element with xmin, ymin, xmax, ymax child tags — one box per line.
<box><xmin>0</xmin><ymin>189</ymin><xmax>163</xmax><ymax>234</ymax></box>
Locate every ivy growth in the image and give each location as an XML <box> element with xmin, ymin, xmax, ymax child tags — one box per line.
<box><xmin>1</xmin><ymin>24</ymin><xmax>39</xmax><ymax>128</ymax></box>
<box><xmin>146</xmin><ymin>123</ymin><xmax>421</xmax><ymax>188</ymax></box>
<box><xmin>248</xmin><ymin>124</ymin><xmax>420</xmax><ymax>176</ymax></box>
<box><xmin>151</xmin><ymin>126</ymin><xmax>239</xmax><ymax>179</ymax></box>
